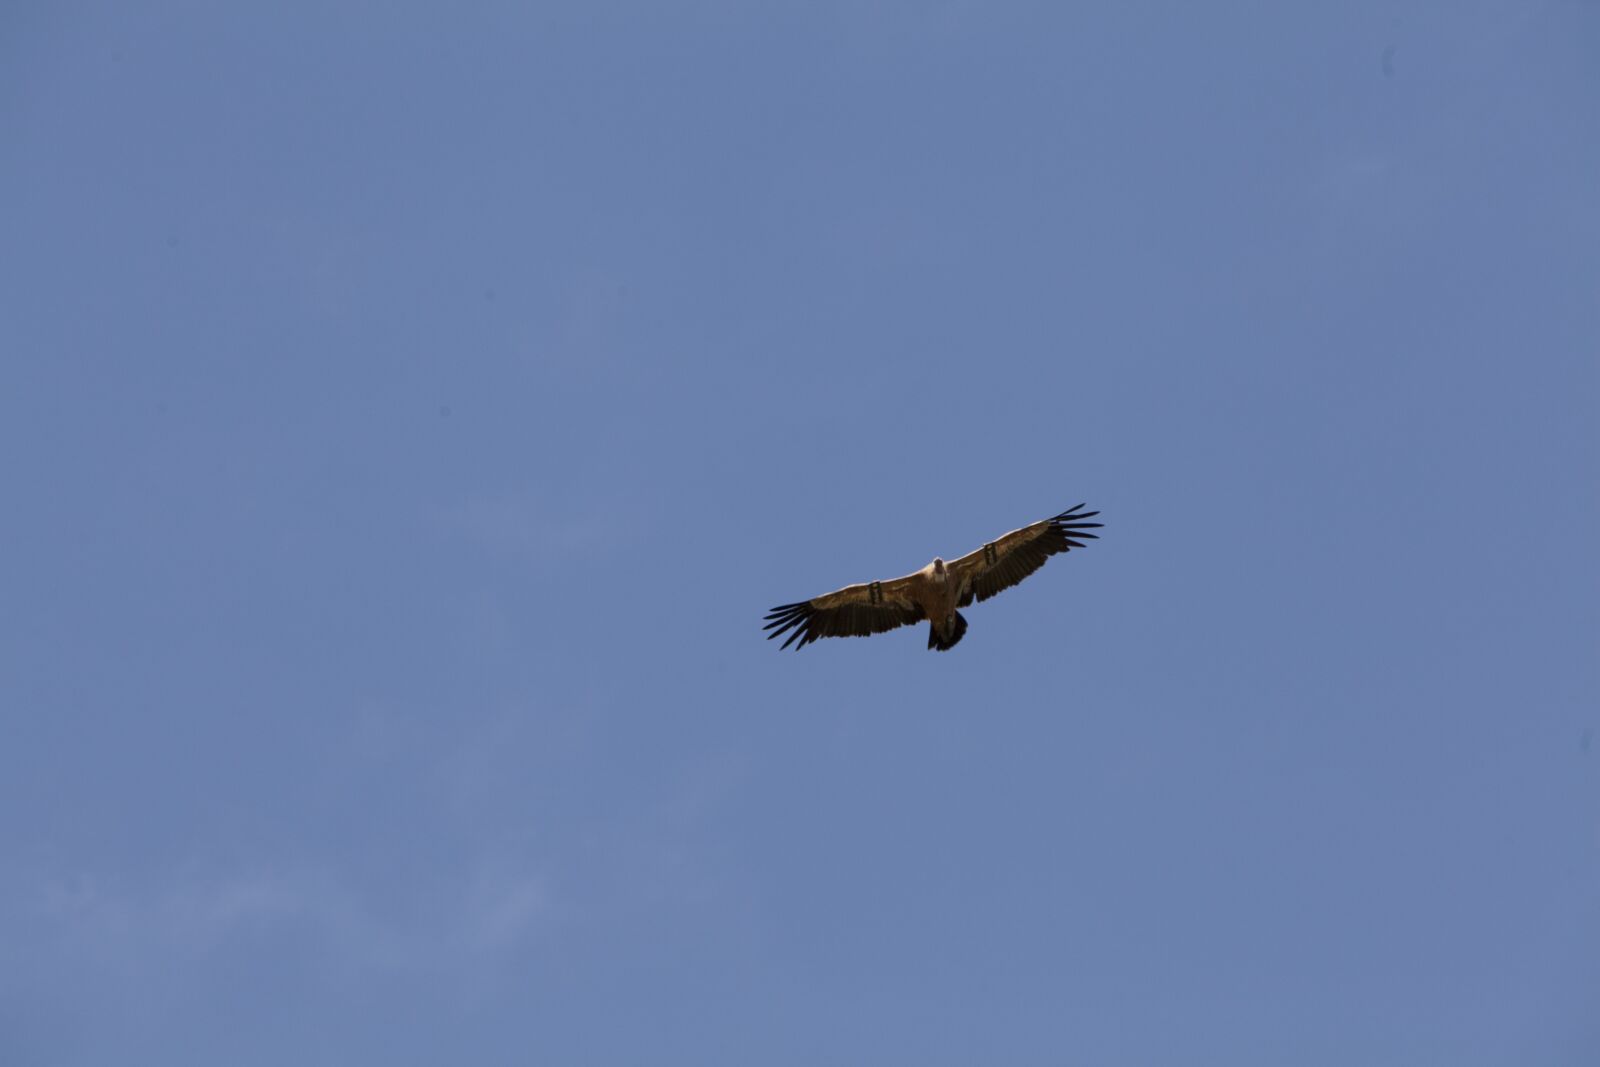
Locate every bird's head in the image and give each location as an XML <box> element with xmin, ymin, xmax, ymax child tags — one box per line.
<box><xmin>932</xmin><ymin>557</ymin><xmax>946</xmax><ymax>575</ymax></box>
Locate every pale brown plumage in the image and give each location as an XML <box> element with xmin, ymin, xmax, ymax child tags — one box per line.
<box><xmin>763</xmin><ymin>504</ymin><xmax>1103</xmax><ymax>652</ymax></box>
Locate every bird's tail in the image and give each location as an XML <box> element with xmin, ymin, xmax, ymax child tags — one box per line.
<box><xmin>928</xmin><ymin>611</ymin><xmax>968</xmax><ymax>652</ymax></box>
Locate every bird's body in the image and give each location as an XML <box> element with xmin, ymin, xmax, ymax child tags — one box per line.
<box><xmin>763</xmin><ymin>505</ymin><xmax>1102</xmax><ymax>652</ymax></box>
<box><xmin>915</xmin><ymin>558</ymin><xmax>966</xmax><ymax>650</ymax></box>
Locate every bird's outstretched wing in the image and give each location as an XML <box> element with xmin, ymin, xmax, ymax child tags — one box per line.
<box><xmin>763</xmin><ymin>573</ymin><xmax>926</xmax><ymax>651</ymax></box>
<box><xmin>949</xmin><ymin>504</ymin><xmax>1102</xmax><ymax>607</ymax></box>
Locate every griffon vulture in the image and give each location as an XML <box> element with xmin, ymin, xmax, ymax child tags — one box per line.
<box><xmin>763</xmin><ymin>504</ymin><xmax>1103</xmax><ymax>652</ymax></box>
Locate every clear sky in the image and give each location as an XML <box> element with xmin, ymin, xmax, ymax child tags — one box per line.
<box><xmin>3</xmin><ymin>3</ymin><xmax>1596</xmax><ymax>1064</ymax></box>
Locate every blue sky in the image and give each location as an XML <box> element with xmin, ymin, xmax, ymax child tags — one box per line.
<box><xmin>3</xmin><ymin>2</ymin><xmax>1596</xmax><ymax>1063</ymax></box>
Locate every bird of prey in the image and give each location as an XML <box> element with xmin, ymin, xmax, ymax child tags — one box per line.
<box><xmin>763</xmin><ymin>504</ymin><xmax>1103</xmax><ymax>652</ymax></box>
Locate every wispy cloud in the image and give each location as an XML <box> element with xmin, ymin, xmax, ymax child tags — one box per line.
<box><xmin>14</xmin><ymin>857</ymin><xmax>551</xmax><ymax>980</ymax></box>
<box><xmin>440</xmin><ymin>490</ymin><xmax>621</xmax><ymax>562</ymax></box>
<box><xmin>460</xmin><ymin>866</ymin><xmax>549</xmax><ymax>953</ymax></box>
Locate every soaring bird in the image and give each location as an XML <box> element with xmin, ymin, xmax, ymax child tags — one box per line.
<box><xmin>763</xmin><ymin>504</ymin><xmax>1103</xmax><ymax>652</ymax></box>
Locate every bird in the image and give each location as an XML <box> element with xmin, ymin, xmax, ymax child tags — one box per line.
<box><xmin>763</xmin><ymin>504</ymin><xmax>1103</xmax><ymax>652</ymax></box>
